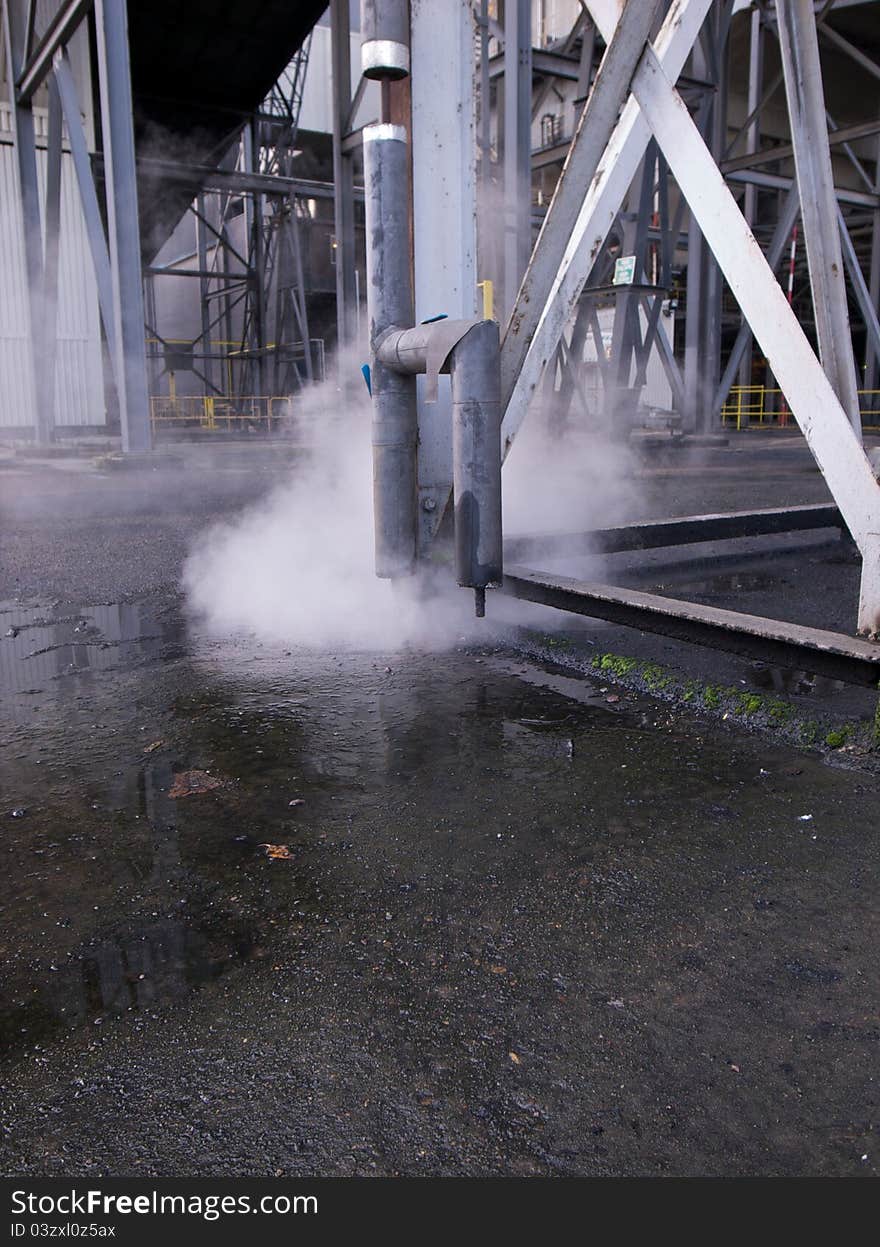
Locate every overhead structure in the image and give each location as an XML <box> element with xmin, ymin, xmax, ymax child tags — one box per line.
<box><xmin>350</xmin><ymin>0</ymin><xmax>880</xmax><ymax>651</ymax></box>
<box><xmin>2</xmin><ymin>0</ymin><xmax>326</xmax><ymax>447</ymax></box>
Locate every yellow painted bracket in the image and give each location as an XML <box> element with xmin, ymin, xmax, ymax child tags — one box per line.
<box><xmin>477</xmin><ymin>279</ymin><xmax>494</xmax><ymax>321</ymax></box>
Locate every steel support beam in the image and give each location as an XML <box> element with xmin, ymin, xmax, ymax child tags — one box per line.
<box><xmin>94</xmin><ymin>0</ymin><xmax>151</xmax><ymax>453</ymax></box>
<box><xmin>331</xmin><ymin>0</ymin><xmax>358</xmax><ymax>350</ymax></box>
<box><xmin>502</xmin><ymin>565</ymin><xmax>880</xmax><ymax>687</ymax></box>
<box><xmin>15</xmin><ymin>0</ymin><xmax>92</xmax><ymax>103</ymax></box>
<box><xmin>42</xmin><ymin>72</ymin><xmax>63</xmax><ymax>434</ymax></box>
<box><xmin>585</xmin><ymin>15</ymin><xmax>880</xmax><ymax>633</ymax></box>
<box><xmin>817</xmin><ymin>19</ymin><xmax>880</xmax><ymax>84</ymax></box>
<box><xmin>502</xmin><ymin>0</ymin><xmax>532</xmax><ymax>318</ymax></box>
<box><xmin>129</xmin><ymin>158</ymin><xmax>349</xmax><ymax>202</ymax></box>
<box><xmin>726</xmin><ymin>166</ymin><xmax>878</xmax><ymax>210</ymax></box>
<box><xmin>501</xmin><ymin>0</ymin><xmax>715</xmax><ymax>459</ymax></box>
<box><xmin>504</xmin><ymin>504</ymin><xmax>845</xmax><ymax>562</ymax></box>
<box><xmin>776</xmin><ymin>0</ymin><xmax>862</xmax><ymax>437</ymax></box>
<box><xmin>713</xmin><ymin>183</ymin><xmax>801</xmax><ymax>418</ymax></box>
<box><xmin>738</xmin><ymin>5</ymin><xmax>762</xmax><ymax>391</ymax></box>
<box><xmin>410</xmin><ymin>0</ymin><xmax>478</xmax><ymax>546</ymax></box>
<box><xmin>195</xmin><ymin>193</ymin><xmax>215</xmax><ymax>395</ymax></box>
<box><xmin>721</xmin><ymin>118</ymin><xmax>880</xmax><ymax>175</ymax></box>
<box><xmin>838</xmin><ymin>205</ymin><xmax>880</xmax><ymax>372</ymax></box>
<box><xmin>3</xmin><ymin>0</ymin><xmax>52</xmax><ymax>443</ymax></box>
<box><xmin>500</xmin><ymin>0</ymin><xmax>663</xmax><ymax>412</ymax></box>
<box><xmin>52</xmin><ymin>51</ymin><xmax>117</xmax><ymax>373</ymax></box>
<box><xmin>867</xmin><ymin>132</ymin><xmax>880</xmax><ymax>396</ymax></box>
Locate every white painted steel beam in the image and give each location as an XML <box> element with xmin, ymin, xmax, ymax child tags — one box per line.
<box><xmin>410</xmin><ymin>0</ymin><xmax>478</xmax><ymax>548</ymax></box>
<box><xmin>500</xmin><ymin>0</ymin><xmax>715</xmax><ymax>458</ymax></box>
<box><xmin>776</xmin><ymin>0</ymin><xmax>862</xmax><ymax>437</ymax></box>
<box><xmin>500</xmin><ymin>0</ymin><xmax>664</xmax><ymax>411</ymax></box>
<box><xmin>3</xmin><ymin>0</ymin><xmax>51</xmax><ymax>442</ymax></box>
<box><xmin>598</xmin><ymin>29</ymin><xmax>880</xmax><ymax>632</ymax></box>
<box><xmin>94</xmin><ymin>0</ymin><xmax>151</xmax><ymax>454</ymax></box>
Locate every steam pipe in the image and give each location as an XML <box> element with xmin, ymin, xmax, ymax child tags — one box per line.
<box><xmin>376</xmin><ymin>320</ymin><xmax>503</xmax><ymax>604</ymax></box>
<box><xmin>361</xmin><ymin>0</ymin><xmax>410</xmax><ymax>80</ymax></box>
<box><xmin>363</xmin><ymin>123</ymin><xmax>418</xmax><ymax>578</ymax></box>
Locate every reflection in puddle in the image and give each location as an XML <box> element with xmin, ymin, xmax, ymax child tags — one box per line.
<box><xmin>2</xmin><ymin>631</ymin><xmax>644</xmax><ymax>1058</ymax></box>
<box><xmin>0</xmin><ymin>599</ymin><xmax>174</xmax><ymax>695</ymax></box>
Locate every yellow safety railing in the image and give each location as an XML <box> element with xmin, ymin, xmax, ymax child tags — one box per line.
<box><xmin>721</xmin><ymin>386</ymin><xmax>880</xmax><ymax>430</ymax></box>
<box><xmin>149</xmin><ymin>395</ymin><xmax>292</xmax><ymax>430</ymax></box>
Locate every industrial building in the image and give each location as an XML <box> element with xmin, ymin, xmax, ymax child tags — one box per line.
<box><xmin>2</xmin><ymin>0</ymin><xmax>880</xmax><ymax>1190</ymax></box>
<box><xmin>4</xmin><ymin>0</ymin><xmax>878</xmax><ymax>666</ymax></box>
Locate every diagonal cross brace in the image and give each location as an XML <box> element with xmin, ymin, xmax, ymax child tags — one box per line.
<box><xmin>499</xmin><ymin>0</ymin><xmax>665</xmax><ymax>411</ymax></box>
<box><xmin>590</xmin><ymin>0</ymin><xmax>880</xmax><ymax>634</ymax></box>
<box><xmin>501</xmin><ymin>0</ymin><xmax>715</xmax><ymax>460</ymax></box>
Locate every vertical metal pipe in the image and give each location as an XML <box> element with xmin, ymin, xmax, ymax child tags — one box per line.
<box><xmin>449</xmin><ymin>320</ymin><xmax>503</xmax><ymax>593</ymax></box>
<box><xmin>94</xmin><ymin>0</ymin><xmax>152</xmax><ymax>453</ymax></box>
<box><xmin>361</xmin><ymin>0</ymin><xmax>410</xmax><ymax>78</ymax></box>
<box><xmin>363</xmin><ymin>124</ymin><xmax>418</xmax><ymax>578</ymax></box>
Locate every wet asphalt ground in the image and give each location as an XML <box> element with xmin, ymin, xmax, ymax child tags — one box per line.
<box><xmin>1</xmin><ymin>433</ymin><xmax>878</xmax><ymax>1177</ymax></box>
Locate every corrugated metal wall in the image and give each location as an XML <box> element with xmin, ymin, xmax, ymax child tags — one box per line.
<box><xmin>0</xmin><ymin>4</ymin><xmax>104</xmax><ymax>431</ymax></box>
<box><xmin>0</xmin><ymin>113</ymin><xmax>106</xmax><ymax>429</ymax></box>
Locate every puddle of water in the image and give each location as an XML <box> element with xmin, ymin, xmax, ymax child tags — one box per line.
<box><xmin>0</xmin><ymin>599</ymin><xmax>178</xmax><ymax>697</ymax></box>
<box><xmin>1</xmin><ymin>618</ymin><xmax>876</xmax><ymax>1074</ymax></box>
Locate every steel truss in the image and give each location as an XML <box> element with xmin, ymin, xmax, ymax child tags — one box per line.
<box><xmin>473</xmin><ymin>0</ymin><xmax>880</xmax><ymax>637</ymax></box>
<box><xmin>3</xmin><ymin>0</ymin><xmax>325</xmax><ymax>450</ymax></box>
<box><xmin>3</xmin><ymin>0</ymin><xmax>150</xmax><ymax>450</ymax></box>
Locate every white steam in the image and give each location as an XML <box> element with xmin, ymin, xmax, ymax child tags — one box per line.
<box><xmin>183</xmin><ymin>367</ymin><xmax>475</xmax><ymax>649</ymax></box>
<box><xmin>184</xmin><ymin>354</ymin><xmax>637</xmax><ymax>651</ymax></box>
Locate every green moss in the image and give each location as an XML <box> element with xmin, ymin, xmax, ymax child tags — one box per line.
<box><xmin>593</xmin><ymin>652</ymin><xmax>639</xmax><ymax>677</ymax></box>
<box><xmin>736</xmin><ymin>692</ymin><xmax>763</xmax><ymax>716</ymax></box>
<box><xmin>767</xmin><ymin>698</ymin><xmax>793</xmax><ymax>724</ymax></box>
<box><xmin>800</xmin><ymin>720</ymin><xmax>818</xmax><ymax>745</ymax></box>
<box><xmin>642</xmin><ymin>663</ymin><xmax>672</xmax><ymax>691</ymax></box>
<box><xmin>825</xmin><ymin>724</ymin><xmax>853</xmax><ymax>748</ymax></box>
<box><xmin>703</xmin><ymin>685</ymin><xmax>722</xmax><ymax>710</ymax></box>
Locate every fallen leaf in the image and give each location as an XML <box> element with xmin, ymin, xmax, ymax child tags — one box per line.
<box><xmin>259</xmin><ymin>843</ymin><xmax>292</xmax><ymax>860</ymax></box>
<box><xmin>168</xmin><ymin>769</ymin><xmax>226</xmax><ymax>799</ymax></box>
<box><xmin>509</xmin><ymin>1051</ymin><xmax>521</xmax><ymax>1065</ymax></box>
<box><xmin>143</xmin><ymin>740</ymin><xmax>164</xmax><ymax>754</ymax></box>
<box><xmin>490</xmin><ymin>965</ymin><xmax>508</xmax><ymax>975</ymax></box>
<box><xmin>288</xmin><ymin>798</ymin><xmax>305</xmax><ymax>808</ymax></box>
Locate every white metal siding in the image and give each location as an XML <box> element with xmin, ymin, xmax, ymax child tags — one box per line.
<box><xmin>0</xmin><ymin>118</ymin><xmax>105</xmax><ymax>428</ymax></box>
<box><xmin>0</xmin><ymin>9</ymin><xmax>102</xmax><ymax>430</ymax></box>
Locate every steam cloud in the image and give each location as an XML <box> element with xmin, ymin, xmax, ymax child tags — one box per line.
<box><xmin>184</xmin><ymin>352</ymin><xmax>636</xmax><ymax>651</ymax></box>
<box><xmin>183</xmin><ymin>362</ymin><xmax>477</xmax><ymax>649</ymax></box>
